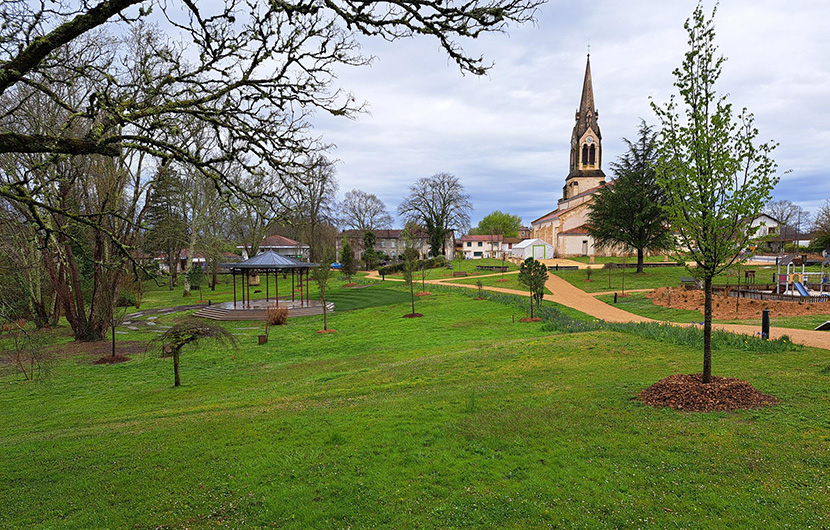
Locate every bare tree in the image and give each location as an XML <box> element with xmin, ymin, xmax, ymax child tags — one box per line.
<box><xmin>289</xmin><ymin>156</ymin><xmax>339</xmax><ymax>261</ymax></box>
<box><xmin>764</xmin><ymin>199</ymin><xmax>799</xmax><ymax>253</ymax></box>
<box><xmin>341</xmin><ymin>189</ymin><xmax>393</xmax><ymax>231</ymax></box>
<box><xmin>398</xmin><ymin>173</ymin><xmax>472</xmax><ymax>258</ymax></box>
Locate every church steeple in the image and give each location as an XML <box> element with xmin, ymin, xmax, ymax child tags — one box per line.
<box><xmin>564</xmin><ymin>54</ymin><xmax>605</xmax><ymax>200</ymax></box>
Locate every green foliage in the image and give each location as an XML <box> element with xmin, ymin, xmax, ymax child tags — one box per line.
<box><xmin>377</xmin><ymin>255</ymin><xmax>446</xmax><ymax>276</ymax></box>
<box><xmin>471</xmin><ymin>210</ymin><xmax>522</xmax><ymax>238</ymax></box>
<box><xmin>187</xmin><ymin>266</ymin><xmax>205</xmax><ymax>290</ymax></box>
<box><xmin>517</xmin><ymin>257</ymin><xmax>548</xmax><ymax>318</ymax></box>
<box><xmin>151</xmin><ymin>318</ymin><xmax>237</xmax><ymax>387</ymax></box>
<box><xmin>652</xmin><ymin>4</ymin><xmax>780</xmax><ymax>382</ymax></box>
<box><xmin>587</xmin><ymin>120</ymin><xmax>671</xmax><ymax>271</ymax></box>
<box><xmin>340</xmin><ymin>237</ymin><xmax>356</xmax><ymax>281</ymax></box>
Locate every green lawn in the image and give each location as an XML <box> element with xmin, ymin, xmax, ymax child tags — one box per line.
<box><xmin>2</xmin><ymin>287</ymin><xmax>830</xmax><ymax>529</ymax></box>
<box><xmin>596</xmin><ymin>292</ymin><xmax>703</xmax><ymax>323</ymax></box>
<box><xmin>385</xmin><ymin>258</ymin><xmax>518</xmax><ymax>280</ymax></box>
<box><xmin>552</xmin><ymin>266</ymin><xmax>748</xmax><ymax>293</ymax></box>
<box><xmin>450</xmin><ymin>272</ymin><xmax>553</xmax><ymax>295</ymax></box>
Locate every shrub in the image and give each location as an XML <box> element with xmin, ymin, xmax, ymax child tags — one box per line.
<box><xmin>378</xmin><ymin>255</ymin><xmax>446</xmax><ymax>276</ymax></box>
<box><xmin>266</xmin><ymin>307</ymin><xmax>289</xmax><ymax>325</ymax></box>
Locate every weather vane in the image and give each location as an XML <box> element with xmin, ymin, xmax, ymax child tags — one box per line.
<box><xmin>587</xmin><ymin>38</ymin><xmax>591</xmax><ymax>56</ymax></box>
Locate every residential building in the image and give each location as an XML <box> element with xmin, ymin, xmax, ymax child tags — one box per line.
<box><xmin>238</xmin><ymin>234</ymin><xmax>310</xmax><ymax>261</ymax></box>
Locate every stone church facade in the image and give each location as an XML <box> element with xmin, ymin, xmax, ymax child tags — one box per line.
<box><xmin>531</xmin><ymin>55</ymin><xmax>614</xmax><ymax>257</ymax></box>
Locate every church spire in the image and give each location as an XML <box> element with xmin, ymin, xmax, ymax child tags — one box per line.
<box><xmin>574</xmin><ymin>54</ymin><xmax>600</xmax><ymax>142</ymax></box>
<box><xmin>564</xmin><ymin>54</ymin><xmax>605</xmax><ymax>200</ymax></box>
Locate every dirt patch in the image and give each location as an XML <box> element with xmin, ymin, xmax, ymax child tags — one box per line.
<box><xmin>518</xmin><ymin>317</ymin><xmax>542</xmax><ymax>323</ymax></box>
<box><xmin>638</xmin><ymin>373</ymin><xmax>777</xmax><ymax>412</ymax></box>
<box><xmin>45</xmin><ymin>340</ymin><xmax>147</xmax><ymax>360</ymax></box>
<box><xmin>647</xmin><ymin>287</ymin><xmax>830</xmax><ymax>320</ymax></box>
<box><xmin>315</xmin><ymin>329</ymin><xmax>338</xmax><ymax>334</ymax></box>
<box><xmin>93</xmin><ymin>355</ymin><xmax>131</xmax><ymax>365</ymax></box>
<box><xmin>415</xmin><ymin>291</ymin><xmax>432</xmax><ymax>297</ymax></box>
<box><xmin>402</xmin><ymin>313</ymin><xmax>424</xmax><ymax>318</ymax></box>
<box><xmin>497</xmin><ymin>278</ymin><xmax>509</xmax><ymax>283</ymax></box>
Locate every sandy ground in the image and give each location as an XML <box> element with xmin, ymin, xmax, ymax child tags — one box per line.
<box><xmin>648</xmin><ymin>287</ymin><xmax>830</xmax><ymax>320</ymax></box>
<box><xmin>365</xmin><ymin>269</ymin><xmax>830</xmax><ymax>350</ymax></box>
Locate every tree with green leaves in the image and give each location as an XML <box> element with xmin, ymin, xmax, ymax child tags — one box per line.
<box><xmin>517</xmin><ymin>257</ymin><xmax>548</xmax><ymax>318</ymax></box>
<box><xmin>363</xmin><ymin>231</ymin><xmax>378</xmax><ymax>270</ymax></box>
<box><xmin>587</xmin><ymin>121</ymin><xmax>672</xmax><ymax>273</ymax></box>
<box><xmin>652</xmin><ymin>4</ymin><xmax>780</xmax><ymax>383</ymax></box>
<box><xmin>340</xmin><ymin>237</ymin><xmax>356</xmax><ymax>282</ymax></box>
<box><xmin>152</xmin><ymin>319</ymin><xmax>237</xmax><ymax>387</ymax></box>
<box><xmin>471</xmin><ymin>211</ymin><xmax>522</xmax><ymax>238</ymax></box>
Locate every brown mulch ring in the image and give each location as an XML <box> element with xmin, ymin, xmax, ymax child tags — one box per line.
<box><xmin>315</xmin><ymin>329</ymin><xmax>338</xmax><ymax>334</ymax></box>
<box><xmin>496</xmin><ymin>279</ymin><xmax>509</xmax><ymax>283</ymax></box>
<box><xmin>415</xmin><ymin>291</ymin><xmax>432</xmax><ymax>296</ymax></box>
<box><xmin>648</xmin><ymin>287</ymin><xmax>830</xmax><ymax>320</ymax></box>
<box><xmin>638</xmin><ymin>373</ymin><xmax>777</xmax><ymax>412</ymax></box>
<box><xmin>518</xmin><ymin>317</ymin><xmax>542</xmax><ymax>323</ymax></box>
<box><xmin>93</xmin><ymin>355</ymin><xmax>131</xmax><ymax>365</ymax></box>
<box><xmin>402</xmin><ymin>313</ymin><xmax>424</xmax><ymax>318</ymax></box>
<box><xmin>343</xmin><ymin>282</ymin><xmax>359</xmax><ymax>287</ymax></box>
<box><xmin>473</xmin><ymin>297</ymin><xmax>485</xmax><ymax>300</ymax></box>
<box><xmin>45</xmin><ymin>340</ymin><xmax>147</xmax><ymax>362</ymax></box>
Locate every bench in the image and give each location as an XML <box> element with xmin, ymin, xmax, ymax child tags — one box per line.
<box><xmin>475</xmin><ymin>265</ymin><xmax>509</xmax><ymax>272</ymax></box>
<box><xmin>680</xmin><ymin>277</ymin><xmax>696</xmax><ymax>289</ymax></box>
<box><xmin>452</xmin><ymin>271</ymin><xmax>468</xmax><ymax>278</ymax></box>
<box><xmin>548</xmin><ymin>265</ymin><xmax>579</xmax><ymax>271</ymax></box>
<box><xmin>744</xmin><ymin>270</ymin><xmax>756</xmax><ymax>283</ymax></box>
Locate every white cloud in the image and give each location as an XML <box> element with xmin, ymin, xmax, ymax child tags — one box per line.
<box><xmin>314</xmin><ymin>1</ymin><xmax>830</xmax><ymax>228</ymax></box>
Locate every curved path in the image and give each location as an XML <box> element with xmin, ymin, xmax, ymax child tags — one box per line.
<box><xmin>365</xmin><ymin>270</ymin><xmax>830</xmax><ymax>350</ymax></box>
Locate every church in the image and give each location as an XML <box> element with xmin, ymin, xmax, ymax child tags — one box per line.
<box><xmin>530</xmin><ymin>55</ymin><xmax>612</xmax><ymax>257</ymax></box>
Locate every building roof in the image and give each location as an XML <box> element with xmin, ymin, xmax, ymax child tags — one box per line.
<box><xmin>459</xmin><ymin>234</ymin><xmax>503</xmax><ymax>242</ymax></box>
<box><xmin>260</xmin><ymin>234</ymin><xmax>308</xmax><ymax>248</ymax></box>
<box><xmin>558</xmin><ymin>225</ymin><xmax>592</xmax><ymax>236</ymax></box>
<box><xmin>220</xmin><ymin>250</ymin><xmax>317</xmax><ymax>270</ymax></box>
<box><xmin>503</xmin><ymin>237</ymin><xmax>522</xmax><ymax>244</ymax></box>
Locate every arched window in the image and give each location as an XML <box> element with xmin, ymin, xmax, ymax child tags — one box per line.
<box><xmin>581</xmin><ymin>144</ymin><xmax>589</xmax><ymax>165</ymax></box>
<box><xmin>589</xmin><ymin>145</ymin><xmax>596</xmax><ymax>166</ymax></box>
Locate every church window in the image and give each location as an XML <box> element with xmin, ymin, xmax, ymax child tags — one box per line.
<box><xmin>589</xmin><ymin>145</ymin><xmax>596</xmax><ymax>166</ymax></box>
<box><xmin>581</xmin><ymin>144</ymin><xmax>589</xmax><ymax>165</ymax></box>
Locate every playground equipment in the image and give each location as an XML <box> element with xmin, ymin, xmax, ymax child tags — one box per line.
<box><xmin>775</xmin><ymin>255</ymin><xmax>830</xmax><ymax>298</ymax></box>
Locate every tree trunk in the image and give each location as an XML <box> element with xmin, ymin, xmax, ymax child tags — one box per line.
<box><xmin>410</xmin><ymin>282</ymin><xmax>415</xmax><ymax>315</ymax></box>
<box><xmin>183</xmin><ymin>231</ymin><xmax>197</xmax><ymax>297</ymax></box>
<box><xmin>323</xmin><ymin>302</ymin><xmax>328</xmax><ymax>330</ymax></box>
<box><xmin>173</xmin><ymin>349</ymin><xmax>181</xmax><ymax>387</ymax></box>
<box><xmin>637</xmin><ymin>248</ymin><xmax>644</xmax><ymax>273</ymax></box>
<box><xmin>703</xmin><ymin>276</ymin><xmax>713</xmax><ymax>383</ymax></box>
<box><xmin>529</xmin><ymin>293</ymin><xmax>534</xmax><ymax>318</ymax></box>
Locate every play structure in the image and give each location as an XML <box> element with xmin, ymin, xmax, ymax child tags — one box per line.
<box><xmin>775</xmin><ymin>255</ymin><xmax>830</xmax><ymax>299</ymax></box>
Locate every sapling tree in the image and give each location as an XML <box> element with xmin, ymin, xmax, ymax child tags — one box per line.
<box><xmin>402</xmin><ymin>230</ymin><xmax>419</xmax><ymax>316</ymax></box>
<box><xmin>340</xmin><ymin>237</ymin><xmax>356</xmax><ymax>282</ymax></box>
<box><xmin>152</xmin><ymin>319</ymin><xmax>237</xmax><ymax>387</ymax></box>
<box><xmin>652</xmin><ymin>4</ymin><xmax>780</xmax><ymax>383</ymax></box>
<box><xmin>312</xmin><ymin>249</ymin><xmax>335</xmax><ymax>331</ymax></box>
<box><xmin>517</xmin><ymin>257</ymin><xmax>548</xmax><ymax>318</ymax></box>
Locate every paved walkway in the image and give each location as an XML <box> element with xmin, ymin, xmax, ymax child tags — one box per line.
<box><xmin>364</xmin><ymin>270</ymin><xmax>830</xmax><ymax>350</ymax></box>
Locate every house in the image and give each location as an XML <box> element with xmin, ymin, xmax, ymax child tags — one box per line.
<box><xmin>336</xmin><ymin>229</ymin><xmax>455</xmax><ymax>262</ymax></box>
<box><xmin>459</xmin><ymin>234</ymin><xmax>503</xmax><ymax>259</ymax></box>
<box><xmin>238</xmin><ymin>234</ymin><xmax>310</xmax><ymax>261</ymax></box>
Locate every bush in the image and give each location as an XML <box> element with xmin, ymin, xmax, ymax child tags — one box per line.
<box><xmin>266</xmin><ymin>307</ymin><xmax>289</xmax><ymax>325</ymax></box>
<box><xmin>378</xmin><ymin>255</ymin><xmax>446</xmax><ymax>276</ymax></box>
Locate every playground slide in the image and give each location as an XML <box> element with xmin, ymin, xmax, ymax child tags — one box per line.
<box><xmin>794</xmin><ymin>282</ymin><xmax>810</xmax><ymax>297</ymax></box>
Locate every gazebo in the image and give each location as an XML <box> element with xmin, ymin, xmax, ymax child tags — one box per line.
<box><xmin>220</xmin><ymin>251</ymin><xmax>318</xmax><ymax>309</ymax></box>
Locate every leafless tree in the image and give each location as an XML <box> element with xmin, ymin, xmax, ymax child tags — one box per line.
<box><xmin>398</xmin><ymin>173</ymin><xmax>471</xmax><ymax>258</ymax></box>
<box><xmin>764</xmin><ymin>199</ymin><xmax>799</xmax><ymax>253</ymax></box>
<box><xmin>341</xmin><ymin>189</ymin><xmax>393</xmax><ymax>231</ymax></box>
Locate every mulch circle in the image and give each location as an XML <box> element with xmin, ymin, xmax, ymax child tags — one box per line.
<box><xmin>638</xmin><ymin>373</ymin><xmax>777</xmax><ymax>412</ymax></box>
<box><xmin>93</xmin><ymin>355</ymin><xmax>130</xmax><ymax>365</ymax></box>
<box><xmin>315</xmin><ymin>329</ymin><xmax>338</xmax><ymax>334</ymax></box>
<box><xmin>402</xmin><ymin>313</ymin><xmax>424</xmax><ymax>318</ymax></box>
<box><xmin>518</xmin><ymin>317</ymin><xmax>542</xmax><ymax>323</ymax></box>
<box><xmin>415</xmin><ymin>291</ymin><xmax>432</xmax><ymax>297</ymax></box>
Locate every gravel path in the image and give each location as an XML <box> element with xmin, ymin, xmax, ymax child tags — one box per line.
<box><xmin>365</xmin><ymin>270</ymin><xmax>830</xmax><ymax>350</ymax></box>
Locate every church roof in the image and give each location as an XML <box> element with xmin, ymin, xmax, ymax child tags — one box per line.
<box><xmin>558</xmin><ymin>225</ymin><xmax>592</xmax><ymax>236</ymax></box>
<box><xmin>574</xmin><ymin>55</ymin><xmax>601</xmax><ymax>141</ymax></box>
<box><xmin>531</xmin><ymin>181</ymin><xmax>611</xmax><ymax>225</ymax></box>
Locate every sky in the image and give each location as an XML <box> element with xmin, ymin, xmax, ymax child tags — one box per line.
<box><xmin>311</xmin><ymin>0</ymin><xmax>830</xmax><ymax>230</ymax></box>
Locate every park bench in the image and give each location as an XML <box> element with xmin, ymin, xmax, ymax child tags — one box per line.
<box><xmin>475</xmin><ymin>265</ymin><xmax>509</xmax><ymax>272</ymax></box>
<box><xmin>680</xmin><ymin>277</ymin><xmax>696</xmax><ymax>289</ymax></box>
<box><xmin>452</xmin><ymin>271</ymin><xmax>468</xmax><ymax>278</ymax></box>
<box><xmin>548</xmin><ymin>265</ymin><xmax>579</xmax><ymax>271</ymax></box>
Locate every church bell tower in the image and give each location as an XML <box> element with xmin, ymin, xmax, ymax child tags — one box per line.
<box><xmin>563</xmin><ymin>54</ymin><xmax>606</xmax><ymax>200</ymax></box>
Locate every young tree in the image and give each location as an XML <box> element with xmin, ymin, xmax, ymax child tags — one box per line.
<box><xmin>652</xmin><ymin>4</ymin><xmax>780</xmax><ymax>383</ymax></box>
<box><xmin>152</xmin><ymin>319</ymin><xmax>237</xmax><ymax>387</ymax></box>
<box><xmin>402</xmin><ymin>230</ymin><xmax>420</xmax><ymax>317</ymax></box>
<box><xmin>471</xmin><ymin>211</ymin><xmax>523</xmax><ymax>238</ymax></box>
<box><xmin>341</xmin><ymin>189</ymin><xmax>393</xmax><ymax>231</ymax></box>
<box><xmin>340</xmin><ymin>237</ymin><xmax>356</xmax><ymax>282</ymax></box>
<box><xmin>587</xmin><ymin>121</ymin><xmax>672</xmax><ymax>273</ymax></box>
<box><xmin>311</xmin><ymin>249</ymin><xmax>335</xmax><ymax>331</ymax></box>
<box><xmin>399</xmin><ymin>173</ymin><xmax>472</xmax><ymax>258</ymax></box>
<box><xmin>517</xmin><ymin>257</ymin><xmax>548</xmax><ymax>318</ymax></box>
<box><xmin>363</xmin><ymin>231</ymin><xmax>378</xmax><ymax>270</ymax></box>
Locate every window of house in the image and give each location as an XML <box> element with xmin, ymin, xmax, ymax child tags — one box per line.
<box><xmin>380</xmin><ymin>240</ymin><xmax>385</xmax><ymax>248</ymax></box>
<box><xmin>477</xmin><ymin>241</ymin><xmax>482</xmax><ymax>247</ymax></box>
<box><xmin>467</xmin><ymin>242</ymin><xmax>472</xmax><ymax>247</ymax></box>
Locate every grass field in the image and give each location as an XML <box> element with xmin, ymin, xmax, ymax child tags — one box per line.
<box><xmin>2</xmin><ymin>285</ymin><xmax>830</xmax><ymax>528</ymax></box>
<box><xmin>595</xmin><ymin>292</ymin><xmax>703</xmax><ymax>323</ymax></box>
<box><xmin>384</xmin><ymin>258</ymin><xmax>518</xmax><ymax>280</ymax></box>
<box><xmin>449</xmin><ymin>271</ymin><xmax>553</xmax><ymax>295</ymax></box>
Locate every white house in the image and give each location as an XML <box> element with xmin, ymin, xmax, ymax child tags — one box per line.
<box><xmin>238</xmin><ymin>234</ymin><xmax>310</xmax><ymax>261</ymax></box>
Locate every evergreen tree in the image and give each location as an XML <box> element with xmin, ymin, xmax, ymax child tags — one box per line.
<box><xmin>587</xmin><ymin>121</ymin><xmax>672</xmax><ymax>273</ymax></box>
<box><xmin>340</xmin><ymin>237</ymin><xmax>356</xmax><ymax>281</ymax></box>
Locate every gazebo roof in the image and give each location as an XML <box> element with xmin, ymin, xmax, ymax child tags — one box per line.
<box><xmin>221</xmin><ymin>251</ymin><xmax>318</xmax><ymax>270</ymax></box>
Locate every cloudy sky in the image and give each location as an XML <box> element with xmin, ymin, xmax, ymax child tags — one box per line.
<box><xmin>312</xmin><ymin>1</ymin><xmax>830</xmax><ymax>230</ymax></box>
